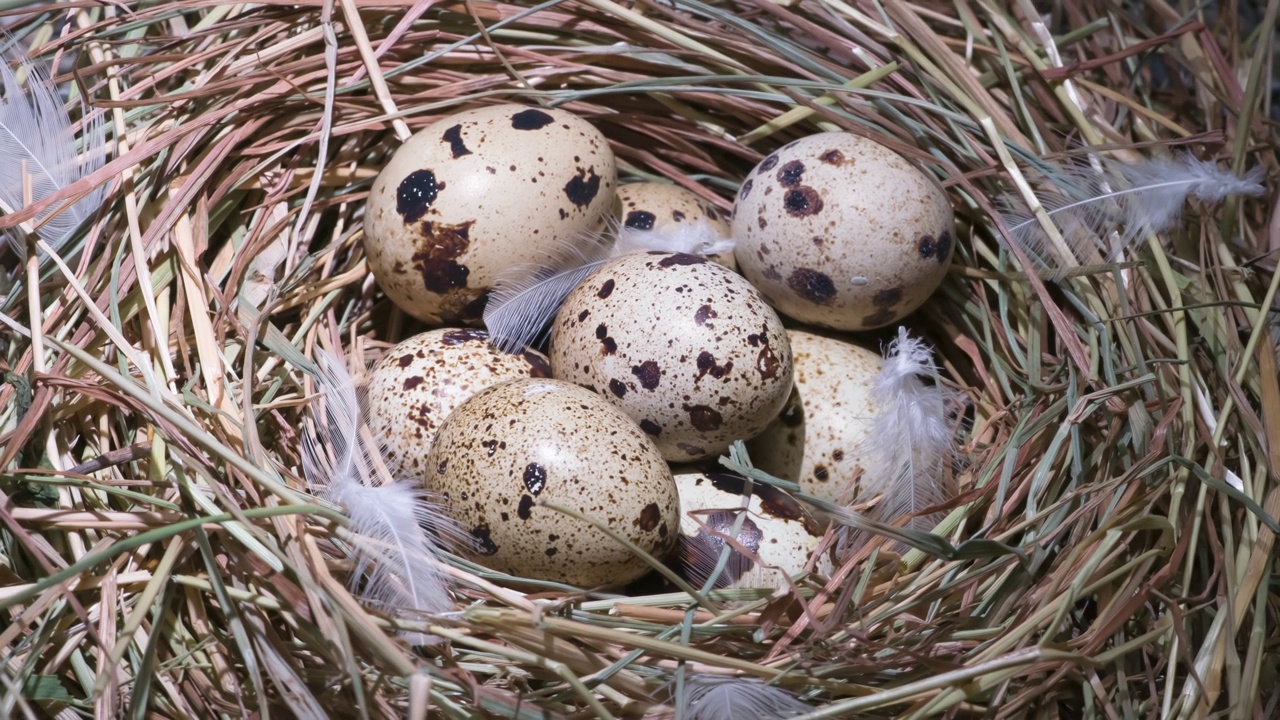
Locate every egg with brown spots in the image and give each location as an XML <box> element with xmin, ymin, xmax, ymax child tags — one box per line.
<box><xmin>616</xmin><ymin>182</ymin><xmax>737</xmax><ymax>270</ymax></box>
<box><xmin>424</xmin><ymin>378</ymin><xmax>677</xmax><ymax>587</ymax></box>
<box><xmin>365</xmin><ymin>329</ymin><xmax>552</xmax><ymax>482</ymax></box>
<box><xmin>731</xmin><ymin>132</ymin><xmax>954</xmax><ymax>331</ymax></box>
<box><xmin>746</xmin><ymin>329</ymin><xmax>882</xmax><ymax>504</ymax></box>
<box><xmin>365</xmin><ymin>104</ymin><xmax>617</xmax><ymax>325</ymax></box>
<box><xmin>676</xmin><ymin>471</ymin><xmax>831</xmax><ymax>592</ymax></box>
<box><xmin>549</xmin><ymin>252</ymin><xmax>793</xmax><ymax>462</ymax></box>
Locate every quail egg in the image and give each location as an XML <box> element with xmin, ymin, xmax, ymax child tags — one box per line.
<box><xmin>365</xmin><ymin>104</ymin><xmax>617</xmax><ymax>324</ymax></box>
<box><xmin>746</xmin><ymin>329</ymin><xmax>882</xmax><ymax>504</ymax></box>
<box><xmin>364</xmin><ymin>328</ymin><xmax>552</xmax><ymax>481</ymax></box>
<box><xmin>424</xmin><ymin>378</ymin><xmax>678</xmax><ymax>588</ymax></box>
<box><xmin>549</xmin><ymin>252</ymin><xmax>793</xmax><ymax>462</ymax></box>
<box><xmin>615</xmin><ymin>182</ymin><xmax>736</xmax><ymax>270</ymax></box>
<box><xmin>731</xmin><ymin>132</ymin><xmax>954</xmax><ymax>330</ymax></box>
<box><xmin>677</xmin><ymin>471</ymin><xmax>831</xmax><ymax>591</ymax></box>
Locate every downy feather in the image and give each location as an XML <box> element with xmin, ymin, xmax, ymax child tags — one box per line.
<box><xmin>301</xmin><ymin>350</ymin><xmax>454</xmax><ymax>644</ymax></box>
<box><xmin>680</xmin><ymin>676</ymin><xmax>810</xmax><ymax>720</ymax></box>
<box><xmin>999</xmin><ymin>153</ymin><xmax>1264</xmax><ymax>272</ymax></box>
<box><xmin>0</xmin><ymin>36</ymin><xmax>106</xmax><ymax>258</ymax></box>
<box><xmin>484</xmin><ymin>230</ymin><xmax>614</xmax><ymax>354</ymax></box>
<box><xmin>484</xmin><ymin>217</ymin><xmax>737</xmax><ymax>354</ymax></box>
<box><xmin>857</xmin><ymin>328</ymin><xmax>955</xmax><ymax>541</ymax></box>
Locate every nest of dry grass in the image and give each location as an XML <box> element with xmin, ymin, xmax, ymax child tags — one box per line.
<box><xmin>0</xmin><ymin>0</ymin><xmax>1277</xmax><ymax>717</ymax></box>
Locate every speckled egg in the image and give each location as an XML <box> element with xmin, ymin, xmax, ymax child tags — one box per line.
<box><xmin>731</xmin><ymin>132</ymin><xmax>954</xmax><ymax>330</ymax></box>
<box><xmin>423</xmin><ymin>378</ymin><xmax>678</xmax><ymax>587</ymax></box>
<box><xmin>365</xmin><ymin>104</ymin><xmax>617</xmax><ymax>324</ymax></box>
<box><xmin>676</xmin><ymin>471</ymin><xmax>831</xmax><ymax>591</ymax></box>
<box><xmin>746</xmin><ymin>330</ymin><xmax>882</xmax><ymax>504</ymax></box>
<box><xmin>365</xmin><ymin>328</ymin><xmax>552</xmax><ymax>481</ymax></box>
<box><xmin>549</xmin><ymin>252</ymin><xmax>793</xmax><ymax>462</ymax></box>
<box><xmin>615</xmin><ymin>182</ymin><xmax>736</xmax><ymax>270</ymax></box>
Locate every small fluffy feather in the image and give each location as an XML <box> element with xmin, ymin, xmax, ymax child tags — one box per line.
<box><xmin>301</xmin><ymin>350</ymin><xmax>454</xmax><ymax>644</ymax></box>
<box><xmin>857</xmin><ymin>328</ymin><xmax>955</xmax><ymax>541</ymax></box>
<box><xmin>999</xmin><ymin>153</ymin><xmax>1265</xmax><ymax>272</ymax></box>
<box><xmin>483</xmin><ymin>231</ymin><xmax>613</xmax><ymax>354</ymax></box>
<box><xmin>484</xmin><ymin>217</ymin><xmax>736</xmax><ymax>354</ymax></box>
<box><xmin>681</xmin><ymin>676</ymin><xmax>810</xmax><ymax>720</ymax></box>
<box><xmin>1</xmin><ymin>36</ymin><xmax>106</xmax><ymax>258</ymax></box>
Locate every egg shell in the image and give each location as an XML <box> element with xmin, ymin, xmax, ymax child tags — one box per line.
<box><xmin>616</xmin><ymin>182</ymin><xmax>736</xmax><ymax>270</ymax></box>
<box><xmin>746</xmin><ymin>329</ymin><xmax>882</xmax><ymax>504</ymax></box>
<box><xmin>549</xmin><ymin>252</ymin><xmax>793</xmax><ymax>462</ymax></box>
<box><xmin>731</xmin><ymin>132</ymin><xmax>954</xmax><ymax>331</ymax></box>
<box><xmin>424</xmin><ymin>377</ymin><xmax>678</xmax><ymax>588</ymax></box>
<box><xmin>365</xmin><ymin>328</ymin><xmax>552</xmax><ymax>481</ymax></box>
<box><xmin>365</xmin><ymin>104</ymin><xmax>617</xmax><ymax>324</ymax></box>
<box><xmin>676</xmin><ymin>471</ymin><xmax>831</xmax><ymax>591</ymax></box>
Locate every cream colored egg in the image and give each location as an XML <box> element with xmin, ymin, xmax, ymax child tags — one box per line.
<box><xmin>616</xmin><ymin>182</ymin><xmax>736</xmax><ymax>270</ymax></box>
<box><xmin>549</xmin><ymin>252</ymin><xmax>793</xmax><ymax>462</ymax></box>
<box><xmin>676</xmin><ymin>471</ymin><xmax>831</xmax><ymax>591</ymax></box>
<box><xmin>748</xmin><ymin>329</ymin><xmax>882</xmax><ymax>504</ymax></box>
<box><xmin>365</xmin><ymin>104</ymin><xmax>617</xmax><ymax>324</ymax></box>
<box><xmin>731</xmin><ymin>133</ymin><xmax>954</xmax><ymax>331</ymax></box>
<box><xmin>424</xmin><ymin>378</ymin><xmax>677</xmax><ymax>588</ymax></box>
<box><xmin>365</xmin><ymin>329</ymin><xmax>552</xmax><ymax>482</ymax></box>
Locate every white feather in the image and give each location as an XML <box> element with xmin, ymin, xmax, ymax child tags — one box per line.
<box><xmin>681</xmin><ymin>676</ymin><xmax>809</xmax><ymax>720</ymax></box>
<box><xmin>483</xmin><ymin>230</ymin><xmax>613</xmax><ymax>354</ymax></box>
<box><xmin>999</xmin><ymin>153</ymin><xmax>1265</xmax><ymax>271</ymax></box>
<box><xmin>484</xmin><ymin>217</ymin><xmax>737</xmax><ymax>354</ymax></box>
<box><xmin>301</xmin><ymin>350</ymin><xmax>454</xmax><ymax>644</ymax></box>
<box><xmin>0</xmin><ymin>36</ymin><xmax>107</xmax><ymax>258</ymax></box>
<box><xmin>857</xmin><ymin>328</ymin><xmax>955</xmax><ymax>538</ymax></box>
<box><xmin>612</xmin><ymin>216</ymin><xmax>736</xmax><ymax>257</ymax></box>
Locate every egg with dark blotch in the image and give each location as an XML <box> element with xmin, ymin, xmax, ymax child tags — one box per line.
<box><xmin>549</xmin><ymin>252</ymin><xmax>793</xmax><ymax>462</ymax></box>
<box><xmin>364</xmin><ymin>329</ymin><xmax>552</xmax><ymax>483</ymax></box>
<box><xmin>424</xmin><ymin>378</ymin><xmax>677</xmax><ymax>588</ymax></box>
<box><xmin>364</xmin><ymin>104</ymin><xmax>617</xmax><ymax>325</ymax></box>
<box><xmin>746</xmin><ymin>329</ymin><xmax>882</xmax><ymax>504</ymax></box>
<box><xmin>731</xmin><ymin>132</ymin><xmax>954</xmax><ymax>331</ymax></box>
<box><xmin>615</xmin><ymin>182</ymin><xmax>737</xmax><ymax>270</ymax></box>
<box><xmin>676</xmin><ymin>471</ymin><xmax>831</xmax><ymax>592</ymax></box>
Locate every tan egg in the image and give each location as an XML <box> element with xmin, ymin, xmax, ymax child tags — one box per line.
<box><xmin>365</xmin><ymin>329</ymin><xmax>552</xmax><ymax>482</ymax></box>
<box><xmin>365</xmin><ymin>104</ymin><xmax>617</xmax><ymax>324</ymax></box>
<box><xmin>424</xmin><ymin>378</ymin><xmax>677</xmax><ymax>587</ymax></box>
<box><xmin>549</xmin><ymin>252</ymin><xmax>793</xmax><ymax>462</ymax></box>
<box><xmin>615</xmin><ymin>182</ymin><xmax>737</xmax><ymax>270</ymax></box>
<box><xmin>676</xmin><ymin>471</ymin><xmax>831</xmax><ymax>591</ymax></box>
<box><xmin>731</xmin><ymin>133</ymin><xmax>954</xmax><ymax>330</ymax></box>
<box><xmin>747</xmin><ymin>329</ymin><xmax>882</xmax><ymax>504</ymax></box>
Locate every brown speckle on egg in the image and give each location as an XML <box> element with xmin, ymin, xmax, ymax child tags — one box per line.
<box><xmin>396</xmin><ymin>169</ymin><xmax>440</xmax><ymax>223</ymax></box>
<box><xmin>510</xmin><ymin>108</ymin><xmax>554</xmax><ymax>130</ymax></box>
<box><xmin>783</xmin><ymin>187</ymin><xmax>823</xmax><ymax>217</ymax></box>
<box><xmin>441</xmin><ymin>124</ymin><xmax>471</xmax><ymax>158</ymax></box>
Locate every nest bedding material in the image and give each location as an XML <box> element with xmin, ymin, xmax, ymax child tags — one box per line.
<box><xmin>0</xmin><ymin>0</ymin><xmax>1276</xmax><ymax>717</ymax></box>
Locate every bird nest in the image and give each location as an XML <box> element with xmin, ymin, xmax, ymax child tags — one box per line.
<box><xmin>0</xmin><ymin>0</ymin><xmax>1276</xmax><ymax>718</ymax></box>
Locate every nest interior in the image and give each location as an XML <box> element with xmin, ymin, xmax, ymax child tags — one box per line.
<box><xmin>0</xmin><ymin>0</ymin><xmax>1276</xmax><ymax>717</ymax></box>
